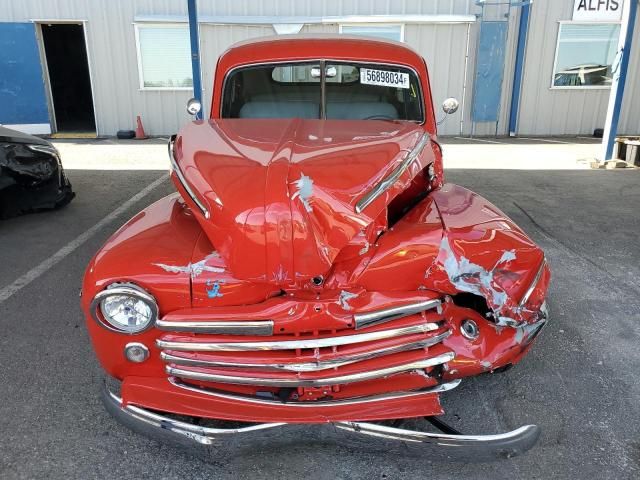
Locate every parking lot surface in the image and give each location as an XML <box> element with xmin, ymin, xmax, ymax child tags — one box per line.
<box><xmin>0</xmin><ymin>140</ymin><xmax>638</xmax><ymax>479</ymax></box>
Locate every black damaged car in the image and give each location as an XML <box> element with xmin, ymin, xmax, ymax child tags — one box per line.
<box><xmin>0</xmin><ymin>126</ymin><xmax>74</xmax><ymax>219</ymax></box>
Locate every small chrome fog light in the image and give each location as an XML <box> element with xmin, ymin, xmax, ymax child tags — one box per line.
<box><xmin>124</xmin><ymin>343</ymin><xmax>149</xmax><ymax>363</ymax></box>
<box><xmin>460</xmin><ymin>319</ymin><xmax>480</xmax><ymax>340</ymax></box>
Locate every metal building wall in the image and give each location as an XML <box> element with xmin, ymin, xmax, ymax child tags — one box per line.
<box><xmin>186</xmin><ymin>0</ymin><xmax>518</xmax><ymax>137</ymax></box>
<box><xmin>517</xmin><ymin>0</ymin><xmax>640</xmax><ymax>136</ymax></box>
<box><xmin>3</xmin><ymin>0</ymin><xmax>639</xmax><ymax>137</ymax></box>
<box><xmin>2</xmin><ymin>0</ymin><xmax>195</xmax><ymax>136</ymax></box>
<box><xmin>1</xmin><ymin>0</ymin><xmax>492</xmax><ymax>136</ymax></box>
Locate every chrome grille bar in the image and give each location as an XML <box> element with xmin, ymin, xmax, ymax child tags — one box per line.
<box><xmin>354</xmin><ymin>299</ymin><xmax>441</xmax><ymax>329</ymax></box>
<box><xmin>168</xmin><ymin>377</ymin><xmax>462</xmax><ymax>406</ymax></box>
<box><xmin>160</xmin><ymin>330</ymin><xmax>451</xmax><ymax>372</ymax></box>
<box><xmin>156</xmin><ymin>322</ymin><xmax>440</xmax><ymax>352</ymax></box>
<box><xmin>166</xmin><ymin>352</ymin><xmax>455</xmax><ymax>387</ymax></box>
<box><xmin>156</xmin><ymin>319</ymin><xmax>274</xmax><ymax>336</ymax></box>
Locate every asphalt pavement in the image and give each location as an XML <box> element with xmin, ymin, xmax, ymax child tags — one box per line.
<box><xmin>0</xmin><ymin>158</ymin><xmax>638</xmax><ymax>479</ymax></box>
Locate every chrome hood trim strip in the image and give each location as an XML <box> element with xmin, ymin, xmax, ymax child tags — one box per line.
<box><xmin>168</xmin><ymin>135</ymin><xmax>210</xmax><ymax>219</ymax></box>
<box><xmin>156</xmin><ymin>322</ymin><xmax>440</xmax><ymax>352</ymax></box>
<box><xmin>355</xmin><ymin>133</ymin><xmax>430</xmax><ymax>214</ymax></box>
<box><xmin>166</xmin><ymin>352</ymin><xmax>455</xmax><ymax>387</ymax></box>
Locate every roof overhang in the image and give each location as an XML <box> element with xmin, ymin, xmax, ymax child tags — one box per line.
<box><xmin>133</xmin><ymin>14</ymin><xmax>477</xmax><ymax>25</ymax></box>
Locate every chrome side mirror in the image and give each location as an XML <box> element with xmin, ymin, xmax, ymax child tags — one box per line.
<box><xmin>442</xmin><ymin>98</ymin><xmax>460</xmax><ymax>115</ymax></box>
<box><xmin>186</xmin><ymin>98</ymin><xmax>202</xmax><ymax>116</ymax></box>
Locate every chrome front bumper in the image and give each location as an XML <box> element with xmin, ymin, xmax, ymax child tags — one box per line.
<box><xmin>102</xmin><ymin>382</ymin><xmax>541</xmax><ymax>460</ymax></box>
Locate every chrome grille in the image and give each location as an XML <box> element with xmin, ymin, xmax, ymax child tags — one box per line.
<box><xmin>156</xmin><ymin>322</ymin><xmax>440</xmax><ymax>352</ymax></box>
<box><xmin>166</xmin><ymin>353</ymin><xmax>455</xmax><ymax>388</ymax></box>
<box><xmin>157</xmin><ymin>297</ymin><xmax>453</xmax><ymax>397</ymax></box>
<box><xmin>160</xmin><ymin>330</ymin><xmax>451</xmax><ymax>372</ymax></box>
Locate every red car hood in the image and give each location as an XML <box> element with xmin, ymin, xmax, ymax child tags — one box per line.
<box><xmin>172</xmin><ymin>119</ymin><xmax>435</xmax><ymax>285</ymax></box>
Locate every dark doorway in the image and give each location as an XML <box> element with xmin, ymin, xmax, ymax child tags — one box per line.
<box><xmin>41</xmin><ymin>23</ymin><xmax>95</xmax><ymax>133</ymax></box>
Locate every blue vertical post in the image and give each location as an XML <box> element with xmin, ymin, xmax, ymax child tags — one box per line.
<box><xmin>508</xmin><ymin>1</ymin><xmax>531</xmax><ymax>137</ymax></box>
<box><xmin>601</xmin><ymin>0</ymin><xmax>637</xmax><ymax>161</ymax></box>
<box><xmin>187</xmin><ymin>0</ymin><xmax>203</xmax><ymax>120</ymax></box>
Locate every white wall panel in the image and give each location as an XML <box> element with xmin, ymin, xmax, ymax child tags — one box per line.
<box><xmin>405</xmin><ymin>23</ymin><xmax>470</xmax><ymax>135</ymax></box>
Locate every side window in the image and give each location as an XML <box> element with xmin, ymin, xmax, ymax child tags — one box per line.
<box><xmin>135</xmin><ymin>24</ymin><xmax>192</xmax><ymax>89</ymax></box>
<box><xmin>552</xmin><ymin>23</ymin><xmax>621</xmax><ymax>88</ymax></box>
<box><xmin>271</xmin><ymin>65</ymin><xmax>320</xmax><ymax>83</ymax></box>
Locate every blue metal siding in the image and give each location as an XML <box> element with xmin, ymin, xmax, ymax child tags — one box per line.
<box><xmin>0</xmin><ymin>22</ymin><xmax>49</xmax><ymax>125</ymax></box>
<box><xmin>472</xmin><ymin>21</ymin><xmax>509</xmax><ymax>123</ymax></box>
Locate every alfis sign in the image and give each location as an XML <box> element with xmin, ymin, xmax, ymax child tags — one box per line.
<box><xmin>573</xmin><ymin>0</ymin><xmax>624</xmax><ymax>21</ymax></box>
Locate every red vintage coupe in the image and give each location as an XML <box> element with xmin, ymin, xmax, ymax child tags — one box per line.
<box><xmin>82</xmin><ymin>35</ymin><xmax>550</xmax><ymax>459</ymax></box>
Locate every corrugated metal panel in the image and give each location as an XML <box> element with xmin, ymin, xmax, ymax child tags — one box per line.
<box><xmin>405</xmin><ymin>23</ymin><xmax>469</xmax><ymax>135</ymax></box>
<box><xmin>4</xmin><ymin>0</ymin><xmax>639</xmax><ymax>137</ymax></box>
<box><xmin>190</xmin><ymin>0</ymin><xmax>477</xmax><ymax>16</ymax></box>
<box><xmin>0</xmin><ymin>0</ymin><xmax>484</xmax><ymax>136</ymax></box>
<box><xmin>0</xmin><ymin>0</ymin><xmax>484</xmax><ymax>135</ymax></box>
<box><xmin>516</xmin><ymin>0</ymin><xmax>640</xmax><ymax>136</ymax></box>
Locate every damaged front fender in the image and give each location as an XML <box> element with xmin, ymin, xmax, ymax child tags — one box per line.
<box><xmin>350</xmin><ymin>184</ymin><xmax>550</xmax><ymax>327</ymax></box>
<box><xmin>427</xmin><ymin>184</ymin><xmax>550</xmax><ymax>327</ymax></box>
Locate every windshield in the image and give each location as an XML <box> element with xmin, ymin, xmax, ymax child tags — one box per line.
<box><xmin>221</xmin><ymin>61</ymin><xmax>423</xmax><ymax>122</ymax></box>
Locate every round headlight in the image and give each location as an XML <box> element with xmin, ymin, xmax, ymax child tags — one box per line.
<box><xmin>90</xmin><ymin>283</ymin><xmax>158</xmax><ymax>334</ymax></box>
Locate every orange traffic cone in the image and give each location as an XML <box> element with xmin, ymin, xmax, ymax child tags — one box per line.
<box><xmin>134</xmin><ymin>115</ymin><xmax>148</xmax><ymax>139</ymax></box>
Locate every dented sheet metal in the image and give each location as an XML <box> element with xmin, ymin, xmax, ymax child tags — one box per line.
<box><xmin>170</xmin><ymin>119</ymin><xmax>435</xmax><ymax>285</ymax></box>
<box><xmin>0</xmin><ymin>126</ymin><xmax>74</xmax><ymax>219</ymax></box>
<box><xmin>426</xmin><ymin>184</ymin><xmax>549</xmax><ymax>327</ymax></box>
<box><xmin>439</xmin><ymin>236</ymin><xmax>515</xmax><ymax>313</ymax></box>
<box><xmin>291</xmin><ymin>173</ymin><xmax>314</xmax><ymax>213</ymax></box>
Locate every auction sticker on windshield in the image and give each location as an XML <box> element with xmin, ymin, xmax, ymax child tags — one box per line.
<box><xmin>360</xmin><ymin>68</ymin><xmax>410</xmax><ymax>89</ymax></box>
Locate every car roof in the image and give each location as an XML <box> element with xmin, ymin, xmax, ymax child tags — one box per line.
<box><xmin>0</xmin><ymin>125</ymin><xmax>51</xmax><ymax>146</ymax></box>
<box><xmin>218</xmin><ymin>34</ymin><xmax>425</xmax><ymax>71</ymax></box>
